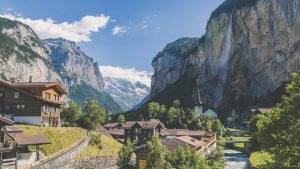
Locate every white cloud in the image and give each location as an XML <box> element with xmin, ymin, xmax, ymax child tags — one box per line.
<box><xmin>0</xmin><ymin>13</ymin><xmax>110</xmax><ymax>42</ymax></box>
<box><xmin>112</xmin><ymin>26</ymin><xmax>127</xmax><ymax>35</ymax></box>
<box><xmin>99</xmin><ymin>66</ymin><xmax>152</xmax><ymax>87</ymax></box>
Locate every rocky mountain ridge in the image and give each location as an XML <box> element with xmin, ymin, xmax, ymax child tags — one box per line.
<box><xmin>148</xmin><ymin>0</ymin><xmax>300</xmax><ymax>118</ymax></box>
<box><xmin>103</xmin><ymin>76</ymin><xmax>150</xmax><ymax>111</ymax></box>
<box><xmin>0</xmin><ymin>17</ymin><xmax>121</xmax><ymax>114</ymax></box>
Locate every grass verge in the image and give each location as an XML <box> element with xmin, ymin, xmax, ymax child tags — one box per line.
<box><xmin>16</xmin><ymin>125</ymin><xmax>86</xmax><ymax>157</ymax></box>
<box><xmin>76</xmin><ymin>132</ymin><xmax>122</xmax><ymax>158</ymax></box>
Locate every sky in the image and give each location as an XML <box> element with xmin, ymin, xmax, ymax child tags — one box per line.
<box><xmin>0</xmin><ymin>0</ymin><xmax>224</xmax><ymax>72</ymax></box>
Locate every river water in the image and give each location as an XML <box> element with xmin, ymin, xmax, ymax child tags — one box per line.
<box><xmin>224</xmin><ymin>149</ymin><xmax>249</xmax><ymax>169</ymax></box>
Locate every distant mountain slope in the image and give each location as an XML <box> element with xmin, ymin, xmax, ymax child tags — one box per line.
<box><xmin>0</xmin><ymin>17</ymin><xmax>121</xmax><ymax>114</ymax></box>
<box><xmin>136</xmin><ymin>0</ymin><xmax>300</xmax><ymax>119</ymax></box>
<box><xmin>100</xmin><ymin>66</ymin><xmax>151</xmax><ymax>111</ymax></box>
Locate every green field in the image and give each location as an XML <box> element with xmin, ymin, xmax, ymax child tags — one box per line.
<box><xmin>16</xmin><ymin>125</ymin><xmax>86</xmax><ymax>157</ymax></box>
<box><xmin>249</xmin><ymin>151</ymin><xmax>274</xmax><ymax>169</ymax></box>
<box><xmin>77</xmin><ymin>132</ymin><xmax>123</xmax><ymax>158</ymax></box>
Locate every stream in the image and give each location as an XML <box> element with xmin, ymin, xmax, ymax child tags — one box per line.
<box><xmin>224</xmin><ymin>149</ymin><xmax>249</xmax><ymax>169</ymax></box>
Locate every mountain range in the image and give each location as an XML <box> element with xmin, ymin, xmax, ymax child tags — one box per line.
<box><xmin>99</xmin><ymin>66</ymin><xmax>151</xmax><ymax>111</ymax></box>
<box><xmin>0</xmin><ymin>17</ymin><xmax>121</xmax><ymax>114</ymax></box>
<box><xmin>133</xmin><ymin>0</ymin><xmax>300</xmax><ymax>119</ymax></box>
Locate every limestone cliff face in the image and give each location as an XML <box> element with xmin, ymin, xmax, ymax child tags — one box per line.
<box><xmin>0</xmin><ymin>17</ymin><xmax>61</xmax><ymax>83</ymax></box>
<box><xmin>150</xmin><ymin>0</ymin><xmax>300</xmax><ymax>115</ymax></box>
<box><xmin>43</xmin><ymin>38</ymin><xmax>105</xmax><ymax>91</ymax></box>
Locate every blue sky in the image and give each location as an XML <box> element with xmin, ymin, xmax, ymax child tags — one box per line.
<box><xmin>0</xmin><ymin>0</ymin><xmax>224</xmax><ymax>72</ymax></box>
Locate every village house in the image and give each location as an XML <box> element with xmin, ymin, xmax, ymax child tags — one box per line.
<box><xmin>135</xmin><ymin>134</ymin><xmax>217</xmax><ymax>169</ymax></box>
<box><xmin>123</xmin><ymin>119</ymin><xmax>165</xmax><ymax>145</ymax></box>
<box><xmin>240</xmin><ymin>108</ymin><xmax>272</xmax><ymax>124</ymax></box>
<box><xmin>0</xmin><ymin>78</ymin><xmax>67</xmax><ymax>127</ymax></box>
<box><xmin>194</xmin><ymin>105</ymin><xmax>218</xmax><ymax>119</ymax></box>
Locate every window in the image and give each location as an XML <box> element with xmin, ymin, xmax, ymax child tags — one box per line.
<box><xmin>17</xmin><ymin>105</ymin><xmax>25</xmax><ymax>109</ymax></box>
<box><xmin>14</xmin><ymin>92</ymin><xmax>19</xmax><ymax>99</ymax></box>
<box><xmin>45</xmin><ymin>92</ymin><xmax>51</xmax><ymax>100</ymax></box>
<box><xmin>54</xmin><ymin>95</ymin><xmax>60</xmax><ymax>101</ymax></box>
<box><xmin>134</xmin><ymin>128</ymin><xmax>141</xmax><ymax>134</ymax></box>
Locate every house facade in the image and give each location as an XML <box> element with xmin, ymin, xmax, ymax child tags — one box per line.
<box><xmin>0</xmin><ymin>80</ymin><xmax>67</xmax><ymax>127</ymax></box>
<box><xmin>123</xmin><ymin>119</ymin><xmax>165</xmax><ymax>145</ymax></box>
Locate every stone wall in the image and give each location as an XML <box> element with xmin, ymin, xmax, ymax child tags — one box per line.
<box><xmin>31</xmin><ymin>132</ymin><xmax>90</xmax><ymax>169</ymax></box>
<box><xmin>62</xmin><ymin>156</ymin><xmax>118</xmax><ymax>169</ymax></box>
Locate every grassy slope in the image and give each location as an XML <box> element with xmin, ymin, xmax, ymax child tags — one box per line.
<box><xmin>249</xmin><ymin>151</ymin><xmax>273</xmax><ymax>169</ymax></box>
<box><xmin>16</xmin><ymin>125</ymin><xmax>86</xmax><ymax>157</ymax></box>
<box><xmin>77</xmin><ymin>132</ymin><xmax>122</xmax><ymax>158</ymax></box>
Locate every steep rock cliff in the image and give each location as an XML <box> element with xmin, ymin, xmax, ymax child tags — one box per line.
<box><xmin>0</xmin><ymin>18</ymin><xmax>121</xmax><ymax>114</ymax></box>
<box><xmin>43</xmin><ymin>38</ymin><xmax>105</xmax><ymax>91</ymax></box>
<box><xmin>0</xmin><ymin>17</ymin><xmax>61</xmax><ymax>84</ymax></box>
<box><xmin>149</xmin><ymin>0</ymin><xmax>300</xmax><ymax>118</ymax></box>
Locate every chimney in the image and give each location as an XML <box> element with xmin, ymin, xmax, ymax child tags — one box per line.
<box><xmin>29</xmin><ymin>76</ymin><xmax>33</xmax><ymax>83</ymax></box>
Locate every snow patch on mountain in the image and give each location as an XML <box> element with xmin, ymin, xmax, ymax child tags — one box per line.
<box><xmin>99</xmin><ymin>66</ymin><xmax>151</xmax><ymax>111</ymax></box>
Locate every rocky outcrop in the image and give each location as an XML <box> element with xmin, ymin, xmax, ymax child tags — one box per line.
<box><xmin>0</xmin><ymin>17</ymin><xmax>121</xmax><ymax>114</ymax></box>
<box><xmin>0</xmin><ymin>17</ymin><xmax>61</xmax><ymax>84</ymax></box>
<box><xmin>150</xmin><ymin>0</ymin><xmax>300</xmax><ymax>117</ymax></box>
<box><xmin>43</xmin><ymin>38</ymin><xmax>105</xmax><ymax>91</ymax></box>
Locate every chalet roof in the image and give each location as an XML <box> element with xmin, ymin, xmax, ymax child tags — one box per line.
<box><xmin>0</xmin><ymin>116</ymin><xmax>15</xmax><ymax>126</ymax></box>
<box><xmin>103</xmin><ymin>123</ymin><xmax>121</xmax><ymax>128</ymax></box>
<box><xmin>123</xmin><ymin>120</ymin><xmax>165</xmax><ymax>129</ymax></box>
<box><xmin>95</xmin><ymin>125</ymin><xmax>107</xmax><ymax>131</ymax></box>
<box><xmin>107</xmin><ymin>129</ymin><xmax>125</xmax><ymax>136</ymax></box>
<box><xmin>8</xmin><ymin>133</ymin><xmax>51</xmax><ymax>146</ymax></box>
<box><xmin>0</xmin><ymin>80</ymin><xmax>65</xmax><ymax>105</ymax></box>
<box><xmin>161</xmin><ymin>138</ymin><xmax>192</xmax><ymax>152</ymax></box>
<box><xmin>160</xmin><ymin>129</ymin><xmax>189</xmax><ymax>136</ymax></box>
<box><xmin>247</xmin><ymin>108</ymin><xmax>272</xmax><ymax>114</ymax></box>
<box><xmin>176</xmin><ymin>136</ymin><xmax>205</xmax><ymax>148</ymax></box>
<box><xmin>11</xmin><ymin>81</ymin><xmax>67</xmax><ymax>94</ymax></box>
<box><xmin>160</xmin><ymin>129</ymin><xmax>214</xmax><ymax>137</ymax></box>
<box><xmin>256</xmin><ymin>108</ymin><xmax>272</xmax><ymax>114</ymax></box>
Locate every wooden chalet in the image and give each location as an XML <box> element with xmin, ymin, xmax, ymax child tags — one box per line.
<box><xmin>0</xmin><ymin>78</ymin><xmax>67</xmax><ymax>127</ymax></box>
<box><xmin>123</xmin><ymin>119</ymin><xmax>165</xmax><ymax>145</ymax></box>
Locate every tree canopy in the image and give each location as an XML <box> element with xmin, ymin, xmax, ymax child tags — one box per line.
<box><xmin>251</xmin><ymin>72</ymin><xmax>300</xmax><ymax>168</ymax></box>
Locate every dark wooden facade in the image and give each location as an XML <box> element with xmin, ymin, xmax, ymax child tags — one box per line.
<box><xmin>123</xmin><ymin>120</ymin><xmax>165</xmax><ymax>145</ymax></box>
<box><xmin>0</xmin><ymin>80</ymin><xmax>67</xmax><ymax>127</ymax></box>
